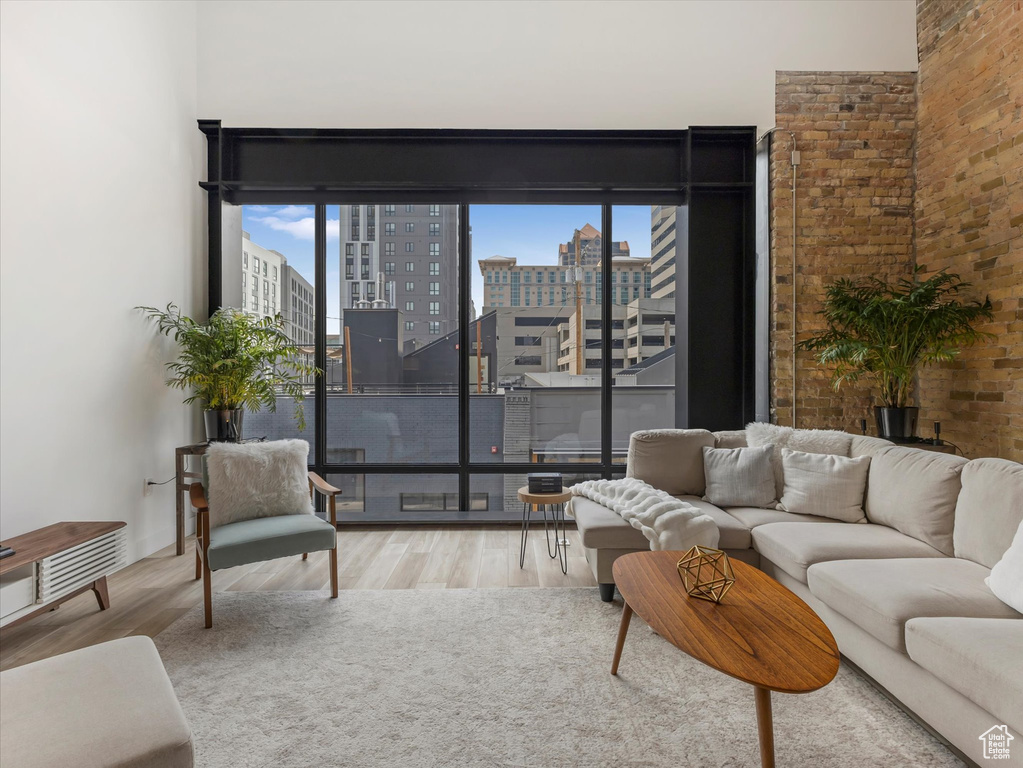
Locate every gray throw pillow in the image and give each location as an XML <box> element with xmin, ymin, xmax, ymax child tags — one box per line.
<box><xmin>702</xmin><ymin>445</ymin><xmax>776</xmax><ymax>508</ymax></box>
<box><xmin>777</xmin><ymin>448</ymin><xmax>870</xmax><ymax>522</ymax></box>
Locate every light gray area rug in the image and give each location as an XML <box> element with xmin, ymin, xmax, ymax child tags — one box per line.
<box><xmin>155</xmin><ymin>589</ymin><xmax>963</xmax><ymax>768</ymax></box>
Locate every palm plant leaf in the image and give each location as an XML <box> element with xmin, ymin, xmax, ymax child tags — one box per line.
<box><xmin>137</xmin><ymin>303</ymin><xmax>321</xmax><ymax>429</ymax></box>
<box><xmin>797</xmin><ymin>269</ymin><xmax>993</xmax><ymax>408</ymax></box>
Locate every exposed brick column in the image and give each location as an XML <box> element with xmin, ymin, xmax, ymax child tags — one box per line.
<box><xmin>771</xmin><ymin>72</ymin><xmax>917</xmax><ymax>431</ymax></box>
<box><xmin>915</xmin><ymin>0</ymin><xmax>1023</xmax><ymax>461</ymax></box>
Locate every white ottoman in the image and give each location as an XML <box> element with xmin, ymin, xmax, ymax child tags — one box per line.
<box><xmin>0</xmin><ymin>636</ymin><xmax>193</xmax><ymax>768</ymax></box>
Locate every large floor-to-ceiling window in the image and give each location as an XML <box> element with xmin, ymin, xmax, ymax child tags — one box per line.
<box><xmin>202</xmin><ymin>126</ymin><xmax>756</xmax><ymax>523</ymax></box>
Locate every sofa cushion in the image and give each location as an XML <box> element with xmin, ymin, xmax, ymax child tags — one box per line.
<box><xmin>752</xmin><ymin>521</ymin><xmax>944</xmax><ymax>584</ymax></box>
<box><xmin>777</xmin><ymin>449</ymin><xmax>870</xmax><ymax>522</ymax></box>
<box><xmin>677</xmin><ymin>496</ymin><xmax>751</xmax><ymax>550</ymax></box>
<box><xmin>571</xmin><ymin>495</ymin><xmax>751</xmax><ymax>551</ymax></box>
<box><xmin>207</xmin><ymin>514</ymin><xmax>337</xmax><ymax>571</ymax></box>
<box><xmin>954</xmin><ymin>457</ymin><xmax>1023</xmax><ymax>568</ymax></box>
<box><xmin>0</xmin><ymin>637</ymin><xmax>193</xmax><ymax>768</ymax></box>
<box><xmin>807</xmin><ymin>558</ymin><xmax>1021</xmax><ymax>653</ymax></box>
<box><xmin>702</xmin><ymin>445</ymin><xmax>776</xmax><ymax>508</ymax></box>
<box><xmin>712</xmin><ymin>430</ymin><xmax>747</xmax><ymax>449</ymax></box>
<box><xmin>626</xmin><ymin>429</ymin><xmax>715</xmax><ymax>496</ymax></box>
<box><xmin>724</xmin><ymin>506</ymin><xmax>835</xmax><ymax>527</ymax></box>
<box><xmin>849</xmin><ymin>434</ymin><xmax>894</xmax><ymax>458</ymax></box>
<box><xmin>865</xmin><ymin>447</ymin><xmax>966</xmax><ymax>556</ymax></box>
<box><xmin>905</xmin><ymin>617</ymin><xmax>1023</xmax><ymax>734</ymax></box>
<box><xmin>571</xmin><ymin>496</ymin><xmax>650</xmax><ymax>550</ymax></box>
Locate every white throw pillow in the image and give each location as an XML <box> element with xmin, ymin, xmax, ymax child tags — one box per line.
<box><xmin>745</xmin><ymin>423</ymin><xmax>854</xmax><ymax>497</ymax></box>
<box><xmin>206</xmin><ymin>439</ymin><xmax>314</xmax><ymax>528</ymax></box>
<box><xmin>986</xmin><ymin>520</ymin><xmax>1023</xmax><ymax>614</ymax></box>
<box><xmin>702</xmin><ymin>445</ymin><xmax>777</xmax><ymax>508</ymax></box>
<box><xmin>777</xmin><ymin>449</ymin><xmax>870</xmax><ymax>523</ymax></box>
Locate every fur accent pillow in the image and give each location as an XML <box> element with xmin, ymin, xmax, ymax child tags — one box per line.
<box><xmin>777</xmin><ymin>449</ymin><xmax>870</xmax><ymax>522</ymax></box>
<box><xmin>745</xmin><ymin>422</ymin><xmax>853</xmax><ymax>497</ymax></box>
<box><xmin>702</xmin><ymin>445</ymin><xmax>777</xmax><ymax>508</ymax></box>
<box><xmin>206</xmin><ymin>440</ymin><xmax>313</xmax><ymax>528</ymax></box>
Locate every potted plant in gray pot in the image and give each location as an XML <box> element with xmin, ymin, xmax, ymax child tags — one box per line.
<box><xmin>798</xmin><ymin>269</ymin><xmax>994</xmax><ymax>440</ymax></box>
<box><xmin>139</xmin><ymin>303</ymin><xmax>320</xmax><ymax>441</ymax></box>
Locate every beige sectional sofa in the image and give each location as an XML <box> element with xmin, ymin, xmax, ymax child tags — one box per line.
<box><xmin>569</xmin><ymin>428</ymin><xmax>1023</xmax><ymax>765</ymax></box>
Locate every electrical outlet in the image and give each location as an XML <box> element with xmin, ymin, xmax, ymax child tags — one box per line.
<box><xmin>144</xmin><ymin>478</ymin><xmax>154</xmax><ymax>497</ymax></box>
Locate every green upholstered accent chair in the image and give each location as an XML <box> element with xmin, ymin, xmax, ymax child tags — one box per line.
<box><xmin>189</xmin><ymin>448</ymin><xmax>340</xmax><ymax>628</ymax></box>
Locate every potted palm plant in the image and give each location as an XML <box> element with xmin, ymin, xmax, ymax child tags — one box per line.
<box><xmin>139</xmin><ymin>304</ymin><xmax>320</xmax><ymax>441</ymax></box>
<box><xmin>798</xmin><ymin>269</ymin><xmax>994</xmax><ymax>440</ymax></box>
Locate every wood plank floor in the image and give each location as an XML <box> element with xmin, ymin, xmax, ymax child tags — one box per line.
<box><xmin>0</xmin><ymin>524</ymin><xmax>595</xmax><ymax>671</ymax></box>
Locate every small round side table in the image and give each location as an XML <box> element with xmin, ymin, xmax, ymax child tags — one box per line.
<box><xmin>517</xmin><ymin>487</ymin><xmax>573</xmax><ymax>575</ymax></box>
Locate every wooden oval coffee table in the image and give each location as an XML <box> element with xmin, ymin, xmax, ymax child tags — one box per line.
<box><xmin>611</xmin><ymin>551</ymin><xmax>840</xmax><ymax>768</ymax></box>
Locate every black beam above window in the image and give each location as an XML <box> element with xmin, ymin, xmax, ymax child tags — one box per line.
<box><xmin>198</xmin><ymin>124</ymin><xmax>690</xmax><ymax>204</ymax></box>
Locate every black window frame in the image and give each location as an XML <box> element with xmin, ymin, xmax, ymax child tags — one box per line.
<box><xmin>200</xmin><ymin>125</ymin><xmax>757</xmax><ymax>521</ymax></box>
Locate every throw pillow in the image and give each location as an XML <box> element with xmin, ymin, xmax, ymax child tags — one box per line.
<box><xmin>777</xmin><ymin>449</ymin><xmax>870</xmax><ymax>522</ymax></box>
<box><xmin>702</xmin><ymin>445</ymin><xmax>776</xmax><ymax>508</ymax></box>
<box><xmin>206</xmin><ymin>439</ymin><xmax>314</xmax><ymax>528</ymax></box>
<box><xmin>986</xmin><ymin>520</ymin><xmax>1023</xmax><ymax>614</ymax></box>
<box><xmin>865</xmin><ymin>446</ymin><xmax>966</xmax><ymax>556</ymax></box>
<box><xmin>745</xmin><ymin>422</ymin><xmax>854</xmax><ymax>496</ymax></box>
<box><xmin>626</xmin><ymin>429</ymin><xmax>716</xmax><ymax>496</ymax></box>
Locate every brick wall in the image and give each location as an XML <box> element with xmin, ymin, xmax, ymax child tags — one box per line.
<box><xmin>915</xmin><ymin>0</ymin><xmax>1023</xmax><ymax>461</ymax></box>
<box><xmin>770</xmin><ymin>71</ymin><xmax>917</xmax><ymax>431</ymax></box>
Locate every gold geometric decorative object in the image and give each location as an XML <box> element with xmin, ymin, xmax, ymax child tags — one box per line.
<box><xmin>677</xmin><ymin>545</ymin><xmax>735</xmax><ymax>604</ymax></box>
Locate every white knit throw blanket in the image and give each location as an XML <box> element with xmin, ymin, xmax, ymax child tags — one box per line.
<box><xmin>571</xmin><ymin>478</ymin><xmax>720</xmax><ymax>551</ymax></box>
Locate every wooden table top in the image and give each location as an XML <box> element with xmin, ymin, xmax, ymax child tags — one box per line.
<box><xmin>612</xmin><ymin>551</ymin><xmax>840</xmax><ymax>694</ymax></box>
<box><xmin>0</xmin><ymin>521</ymin><xmax>126</xmax><ymax>575</ymax></box>
<box><xmin>517</xmin><ymin>487</ymin><xmax>573</xmax><ymax>505</ymax></box>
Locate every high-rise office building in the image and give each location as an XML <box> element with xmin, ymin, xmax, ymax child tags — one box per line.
<box><xmin>479</xmin><ymin>224</ymin><xmax>646</xmax><ymax>309</ymax></box>
<box><xmin>338</xmin><ymin>204</ymin><xmax>458</xmax><ymax>347</ymax></box>
<box><xmin>649</xmin><ymin>205</ymin><xmax>678</xmax><ymax>299</ymax></box>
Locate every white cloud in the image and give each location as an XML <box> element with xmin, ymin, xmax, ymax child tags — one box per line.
<box><xmin>252</xmin><ymin>215</ymin><xmax>339</xmax><ymax>241</ymax></box>
<box><xmin>248</xmin><ymin>204</ymin><xmax>312</xmax><ymax>218</ymax></box>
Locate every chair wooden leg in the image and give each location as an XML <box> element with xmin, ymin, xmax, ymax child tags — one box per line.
<box><xmin>329</xmin><ymin>544</ymin><xmax>339</xmax><ymax>598</ymax></box>
<box><xmin>203</xmin><ymin>560</ymin><xmax>213</xmax><ymax>628</ymax></box>
<box><xmin>302</xmin><ymin>552</ymin><xmax>308</xmax><ymax>561</ymax></box>
<box><xmin>194</xmin><ymin>548</ymin><xmax>201</xmax><ymax>580</ymax></box>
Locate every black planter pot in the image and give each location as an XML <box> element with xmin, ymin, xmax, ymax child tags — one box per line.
<box><xmin>874</xmin><ymin>406</ymin><xmax>918</xmax><ymax>441</ymax></box>
<box><xmin>204</xmin><ymin>409</ymin><xmax>244</xmax><ymax>442</ymax></box>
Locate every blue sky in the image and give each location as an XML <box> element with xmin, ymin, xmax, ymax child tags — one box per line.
<box><xmin>241</xmin><ymin>204</ymin><xmax>655</xmax><ymax>333</ymax></box>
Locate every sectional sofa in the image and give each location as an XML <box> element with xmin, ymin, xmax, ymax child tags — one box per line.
<box><xmin>568</xmin><ymin>428</ymin><xmax>1023</xmax><ymax>765</ymax></box>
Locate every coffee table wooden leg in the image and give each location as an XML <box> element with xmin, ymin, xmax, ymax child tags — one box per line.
<box><xmin>754</xmin><ymin>686</ymin><xmax>774</xmax><ymax>768</ymax></box>
<box><xmin>611</xmin><ymin>602</ymin><xmax>633</xmax><ymax>675</ymax></box>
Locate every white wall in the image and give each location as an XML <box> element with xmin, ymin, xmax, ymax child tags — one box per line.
<box><xmin>0</xmin><ymin>1</ymin><xmax>204</xmax><ymax>560</ymax></box>
<box><xmin>197</xmin><ymin>0</ymin><xmax>918</xmax><ymax>132</ymax></box>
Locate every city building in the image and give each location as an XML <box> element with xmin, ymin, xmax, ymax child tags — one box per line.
<box><xmin>240</xmin><ymin>231</ymin><xmax>314</xmax><ymax>346</ymax></box>
<box><xmin>479</xmin><ymin>225</ymin><xmax>648</xmax><ymax>310</ymax></box>
<box><xmin>240</xmin><ymin>231</ymin><xmax>284</xmax><ymax>321</ymax></box>
<box><xmin>282</xmin><ymin>265</ymin><xmax>314</xmax><ymax>345</ymax></box>
<box><xmin>649</xmin><ymin>205</ymin><xmax>678</xmax><ymax>299</ymax></box>
<box><xmin>557</xmin><ymin>222</ymin><xmax>630</xmax><ymax>265</ymax></box>
<box><xmin>338</xmin><ymin>204</ymin><xmax>458</xmax><ymax>347</ymax></box>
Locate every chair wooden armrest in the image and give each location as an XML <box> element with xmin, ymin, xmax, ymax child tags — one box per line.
<box><xmin>189</xmin><ymin>481</ymin><xmax>208</xmax><ymax>511</ymax></box>
<box><xmin>308</xmin><ymin>472</ymin><xmax>341</xmax><ymax>526</ymax></box>
<box><xmin>308</xmin><ymin>472</ymin><xmax>341</xmax><ymax>497</ymax></box>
